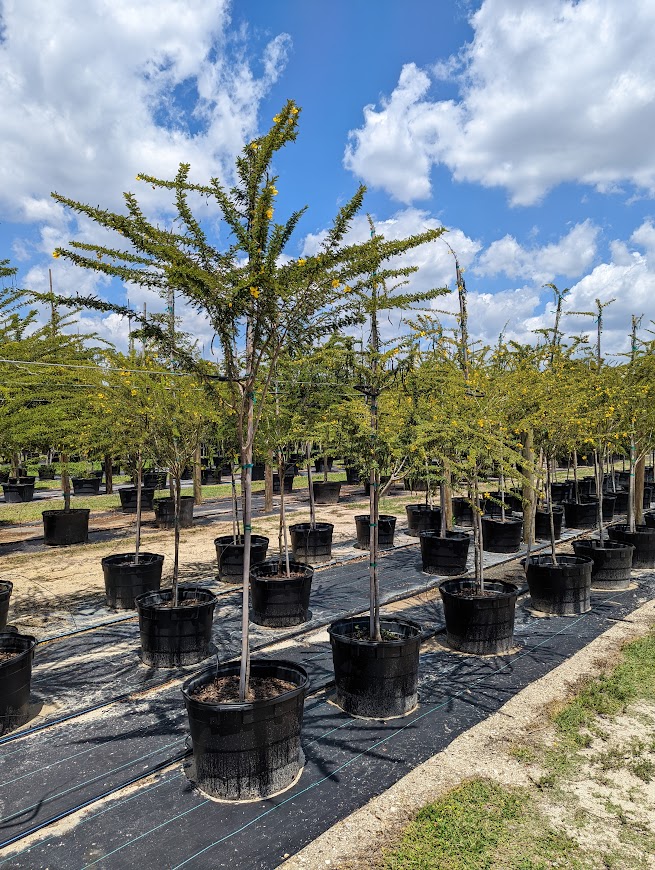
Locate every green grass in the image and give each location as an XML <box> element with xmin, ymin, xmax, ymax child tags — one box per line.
<box><xmin>382</xmin><ymin>779</ymin><xmax>585</xmax><ymax>870</ymax></box>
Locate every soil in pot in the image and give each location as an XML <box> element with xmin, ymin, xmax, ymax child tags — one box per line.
<box><xmin>354</xmin><ymin>514</ymin><xmax>396</xmax><ymax>549</ymax></box>
<box><xmin>312</xmin><ymin>480</ymin><xmax>341</xmax><ymax>505</ymax></box>
<box><xmin>135</xmin><ymin>586</ymin><xmax>216</xmax><ymax>668</ymax></box>
<box><xmin>0</xmin><ymin>631</ymin><xmax>37</xmax><ymax>734</ymax></box>
<box><xmin>329</xmin><ymin>616</ymin><xmax>422</xmax><ymax>718</ymax></box>
<box><xmin>2</xmin><ymin>483</ymin><xmax>34</xmax><ymax>503</ymax></box>
<box><xmin>0</xmin><ymin>581</ymin><xmax>13</xmax><ymax>630</ymax></box>
<box><xmin>250</xmin><ymin>560</ymin><xmax>313</xmax><ymax>627</ymax></box>
<box><xmin>439</xmin><ymin>579</ymin><xmax>518</xmax><ymax>655</ymax></box>
<box><xmin>562</xmin><ymin>499</ymin><xmax>599</xmax><ymax>529</ymax></box>
<box><xmin>289</xmin><ymin>523</ymin><xmax>334</xmax><ymax>565</ymax></box>
<box><xmin>182</xmin><ymin>658</ymin><xmax>308</xmax><ymax>800</ymax></box>
<box><xmin>71</xmin><ymin>477</ymin><xmax>101</xmax><ymax>496</ymax></box>
<box><xmin>608</xmin><ymin>524</ymin><xmax>655</xmax><ymax>569</ymax></box>
<box><xmin>154</xmin><ymin>496</ymin><xmax>194</xmax><ymax>529</ymax></box>
<box><xmin>118</xmin><ymin>486</ymin><xmax>156</xmax><ymax>513</ymax></box>
<box><xmin>481</xmin><ymin>516</ymin><xmax>523</xmax><ymax>553</ymax></box>
<box><xmin>42</xmin><ymin>508</ymin><xmax>90</xmax><ymax>546</ymax></box>
<box><xmin>524</xmin><ymin>554</ymin><xmax>592</xmax><ymax>616</ymax></box>
<box><xmin>572</xmin><ymin>540</ymin><xmax>634</xmax><ymax>590</ymax></box>
<box><xmin>420</xmin><ymin>530</ymin><xmax>470</xmax><ymax>575</ymax></box>
<box><xmin>102</xmin><ymin>553</ymin><xmax>164</xmax><ymax>609</ymax></box>
<box><xmin>534</xmin><ymin>506</ymin><xmax>564</xmax><ymax>540</ymax></box>
<box><xmin>405</xmin><ymin>504</ymin><xmax>441</xmax><ymax>537</ymax></box>
<box><xmin>214</xmin><ymin>534</ymin><xmax>269</xmax><ymax>582</ymax></box>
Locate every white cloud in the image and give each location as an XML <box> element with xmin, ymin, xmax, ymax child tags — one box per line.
<box><xmin>475</xmin><ymin>220</ymin><xmax>600</xmax><ymax>283</ymax></box>
<box><xmin>345</xmin><ymin>0</ymin><xmax>655</xmax><ymax>205</ymax></box>
<box><xmin>0</xmin><ymin>0</ymin><xmax>290</xmax><ymax>224</ymax></box>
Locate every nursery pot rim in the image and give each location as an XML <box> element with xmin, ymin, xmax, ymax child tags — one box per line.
<box><xmin>249</xmin><ymin>558</ymin><xmax>314</xmax><ymax>580</ymax></box>
<box><xmin>0</xmin><ymin>630</ymin><xmax>37</xmax><ymax>665</ymax></box>
<box><xmin>288</xmin><ymin>521</ymin><xmax>334</xmax><ymax>533</ymax></box>
<box><xmin>439</xmin><ymin>578</ymin><xmax>519</xmax><ymax>601</ymax></box>
<box><xmin>419</xmin><ymin>529</ymin><xmax>469</xmax><ymax>541</ymax></box>
<box><xmin>101</xmin><ymin>551</ymin><xmax>165</xmax><ymax>568</ymax></box>
<box><xmin>41</xmin><ymin>507</ymin><xmax>91</xmax><ymax>518</ymax></box>
<box><xmin>135</xmin><ymin>585</ymin><xmax>217</xmax><ymax>614</ymax></box>
<box><xmin>521</xmin><ymin>554</ymin><xmax>593</xmax><ymax>568</ymax></box>
<box><xmin>328</xmin><ymin>615</ymin><xmax>422</xmax><ymax>648</ymax></box>
<box><xmin>181</xmin><ymin>657</ymin><xmax>309</xmax><ymax>713</ymax></box>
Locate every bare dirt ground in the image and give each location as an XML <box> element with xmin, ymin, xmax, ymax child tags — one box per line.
<box><xmin>280</xmin><ymin>597</ymin><xmax>655</xmax><ymax>870</ymax></box>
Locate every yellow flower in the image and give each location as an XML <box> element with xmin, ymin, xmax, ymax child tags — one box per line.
<box><xmin>52</xmin><ymin>251</ymin><xmax>60</xmax><ymax>258</ymax></box>
<box><xmin>478</xmin><ymin>419</ymin><xmax>484</xmax><ymax>427</ymax></box>
<box><xmin>270</xmin><ymin>186</ymin><xmax>278</xmax><ymax>195</ymax></box>
<box><xmin>344</xmin><ymin>285</ymin><xmax>351</xmax><ymax>293</ymax></box>
<box><xmin>250</xmin><ymin>142</ymin><xmax>259</xmax><ymax>150</ymax></box>
<box><xmin>273</xmin><ymin>115</ymin><xmax>280</xmax><ymax>123</ymax></box>
<box><xmin>298</xmin><ymin>258</ymin><xmax>306</xmax><ymax>266</ymax></box>
<box><xmin>291</xmin><ymin>106</ymin><xmax>299</xmax><ymax>115</ymax></box>
<box><xmin>266</xmin><ymin>208</ymin><xmax>273</xmax><ymax>219</ymax></box>
<box><xmin>250</xmin><ymin>286</ymin><xmax>260</xmax><ymax>299</ymax></box>
<box><xmin>331</xmin><ymin>279</ymin><xmax>340</xmax><ymax>288</ymax></box>
<box><xmin>136</xmin><ymin>174</ymin><xmax>142</xmax><ymax>180</ymax></box>
<box><xmin>131</xmin><ymin>389</ymin><xmax>138</xmax><ymax>396</ymax></box>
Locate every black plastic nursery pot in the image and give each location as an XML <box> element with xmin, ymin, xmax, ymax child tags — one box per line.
<box><xmin>403</xmin><ymin>478</ymin><xmax>428</xmax><ymax>492</ymax></box>
<box><xmin>2</xmin><ymin>483</ymin><xmax>34</xmax><ymax>503</ymax></box>
<box><xmin>0</xmin><ymin>470</ymin><xmax>9</xmax><ymax>483</ymax></box>
<box><xmin>135</xmin><ymin>586</ymin><xmax>216</xmax><ymax>668</ymax></box>
<box><xmin>42</xmin><ymin>508</ymin><xmax>90</xmax><ymax>546</ymax></box>
<box><xmin>524</xmin><ymin>555</ymin><xmax>592</xmax><ymax>616</ymax></box>
<box><xmin>143</xmin><ymin>471</ymin><xmax>167</xmax><ymax>490</ymax></box>
<box><xmin>607</xmin><ymin>524</ymin><xmax>655</xmax><ymax>569</ymax></box>
<box><xmin>328</xmin><ymin>616</ymin><xmax>422</xmax><ymax>718</ymax></box>
<box><xmin>481</xmin><ymin>516</ymin><xmax>523</xmax><ymax>553</ymax></box>
<box><xmin>101</xmin><ymin>553</ymin><xmax>164</xmax><ymax>610</ymax></box>
<box><xmin>214</xmin><ymin>534</ymin><xmax>269</xmax><ymax>582</ymax></box>
<box><xmin>354</xmin><ymin>514</ymin><xmax>397</xmax><ymax>549</ymax></box>
<box><xmin>420</xmin><ymin>530</ymin><xmax>470</xmax><ymax>575</ymax></box>
<box><xmin>91</xmin><ymin>470</ymin><xmax>104</xmax><ymax>480</ymax></box>
<box><xmin>550</xmin><ymin>481</ymin><xmax>573</xmax><ymax>503</ymax></box>
<box><xmin>405</xmin><ymin>504</ymin><xmax>442</xmax><ymax>537</ymax></box>
<box><xmin>9</xmin><ymin>475</ymin><xmax>36</xmax><ymax>485</ymax></box>
<box><xmin>314</xmin><ymin>457</ymin><xmax>334</xmax><ymax>473</ymax></box>
<box><xmin>251</xmin><ymin>463</ymin><xmax>266</xmax><ymax>482</ymax></box>
<box><xmin>363</xmin><ymin>475</ymin><xmax>391</xmax><ymax>496</ymax></box>
<box><xmin>345</xmin><ymin>466</ymin><xmax>360</xmax><ymax>484</ymax></box>
<box><xmin>534</xmin><ymin>506</ymin><xmax>564</xmax><ymax>540</ymax></box>
<box><xmin>71</xmin><ymin>477</ymin><xmax>102</xmax><ymax>496</ymax></box>
<box><xmin>118</xmin><ymin>486</ymin><xmax>156</xmax><ymax>513</ymax></box>
<box><xmin>645</xmin><ymin>511</ymin><xmax>655</xmax><ymax>529</ymax></box>
<box><xmin>0</xmin><ymin>581</ymin><xmax>12</xmax><ymax>630</ymax></box>
<box><xmin>608</xmin><ymin>488</ymin><xmax>629</xmax><ymax>513</ymax></box>
<box><xmin>289</xmin><ymin>522</ymin><xmax>334</xmax><ymax>566</ymax></box>
<box><xmin>601</xmin><ymin>494</ymin><xmax>617</xmax><ymax>522</ymax></box>
<box><xmin>38</xmin><ymin>467</ymin><xmax>56</xmax><ymax>480</ymax></box>
<box><xmin>272</xmin><ymin>473</ymin><xmax>294</xmax><ymax>495</ymax></box>
<box><xmin>250</xmin><ymin>560</ymin><xmax>314</xmax><ymax>627</ymax></box>
<box><xmin>451</xmin><ymin>496</ymin><xmax>474</xmax><ymax>526</ymax></box>
<box><xmin>0</xmin><ymin>630</ymin><xmax>37</xmax><ymax>734</ymax></box>
<box><xmin>562</xmin><ymin>499</ymin><xmax>598</xmax><ymax>529</ymax></box>
<box><xmin>572</xmin><ymin>540</ymin><xmax>634</xmax><ymax>590</ymax></box>
<box><xmin>154</xmin><ymin>496</ymin><xmax>195</xmax><ymax>529</ymax></box>
<box><xmin>312</xmin><ymin>480</ymin><xmax>341</xmax><ymax>505</ymax></box>
<box><xmin>182</xmin><ymin>658</ymin><xmax>309</xmax><ymax>800</ymax></box>
<box><xmin>439</xmin><ymin>579</ymin><xmax>518</xmax><ymax>655</ymax></box>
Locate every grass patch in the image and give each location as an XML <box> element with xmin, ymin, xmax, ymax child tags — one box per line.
<box><xmin>382</xmin><ymin>778</ymin><xmax>584</xmax><ymax>870</ymax></box>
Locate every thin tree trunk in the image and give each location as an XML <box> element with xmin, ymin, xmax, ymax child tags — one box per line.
<box><xmin>278</xmin><ymin>451</ymin><xmax>291</xmax><ymax>577</ymax></box>
<box><xmin>62</xmin><ymin>453</ymin><xmax>71</xmax><ymax>512</ymax></box>
<box><xmin>104</xmin><ymin>454</ymin><xmax>113</xmax><ymax>494</ymax></box>
<box><xmin>521</xmin><ymin>429</ymin><xmax>534</xmax><ymax>544</ymax></box>
<box><xmin>628</xmin><ymin>436</ymin><xmax>636</xmax><ymax>533</ymax></box>
<box><xmin>369</xmin><ymin>465</ymin><xmax>381</xmax><ymax>640</ymax></box>
<box><xmin>573</xmin><ymin>449</ymin><xmax>579</xmax><ymax>503</ymax></box>
<box><xmin>635</xmin><ymin>453</ymin><xmax>645</xmax><ymax>526</ymax></box>
<box><xmin>264</xmin><ymin>453</ymin><xmax>274</xmax><ymax>513</ymax></box>
<box><xmin>172</xmin><ymin>473</ymin><xmax>181</xmax><ymax>606</ymax></box>
<box><xmin>230</xmin><ymin>468</ymin><xmax>240</xmax><ymax>543</ymax></box>
<box><xmin>307</xmin><ymin>441</ymin><xmax>316</xmax><ymax>530</ymax></box>
<box><xmin>473</xmin><ymin>475</ymin><xmax>484</xmax><ymax>592</ymax></box>
<box><xmin>193</xmin><ymin>443</ymin><xmax>202</xmax><ymax>506</ymax></box>
<box><xmin>238</xmin><ymin>375</ymin><xmax>255</xmax><ymax>701</ymax></box>
<box><xmin>546</xmin><ymin>461</ymin><xmax>558</xmax><ymax>566</ymax></box>
<box><xmin>595</xmin><ymin>448</ymin><xmax>604</xmax><ymax>543</ymax></box>
<box><xmin>135</xmin><ymin>450</ymin><xmax>142</xmax><ymax>564</ymax></box>
<box><xmin>440</xmin><ymin>480</ymin><xmax>447</xmax><ymax>537</ymax></box>
<box><xmin>443</xmin><ymin>465</ymin><xmax>453</xmax><ymax>530</ymax></box>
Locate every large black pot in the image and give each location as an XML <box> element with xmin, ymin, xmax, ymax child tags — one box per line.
<box><xmin>9</xmin><ymin>475</ymin><xmax>36</xmax><ymax>485</ymax></box>
<box><xmin>201</xmin><ymin>468</ymin><xmax>222</xmax><ymax>485</ymax></box>
<box><xmin>485</xmin><ymin>490</ymin><xmax>522</xmax><ymax>516</ymax></box>
<box><xmin>0</xmin><ymin>581</ymin><xmax>12</xmax><ymax>630</ymax></box>
<box><xmin>355</xmin><ymin>514</ymin><xmax>396</xmax><ymax>549</ymax></box>
<box><xmin>102</xmin><ymin>553</ymin><xmax>164</xmax><ymax>610</ymax></box>
<box><xmin>42</xmin><ymin>508</ymin><xmax>90</xmax><ymax>546</ymax></box>
<box><xmin>439</xmin><ymin>579</ymin><xmax>518</xmax><ymax>656</ymax></box>
<box><xmin>91</xmin><ymin>470</ymin><xmax>104</xmax><ymax>481</ymax></box>
<box><xmin>534</xmin><ymin>506</ymin><xmax>564</xmax><ymax>540</ymax></box>
<box><xmin>550</xmin><ymin>481</ymin><xmax>573</xmax><ymax>504</ymax></box>
<box><xmin>289</xmin><ymin>522</ymin><xmax>334</xmax><ymax>565</ymax></box>
<box><xmin>315</xmin><ymin>457</ymin><xmax>334</xmax><ymax>473</ymax></box>
<box><xmin>329</xmin><ymin>616</ymin><xmax>421</xmax><ymax>718</ymax></box>
<box><xmin>154</xmin><ymin>496</ymin><xmax>195</xmax><ymax>529</ymax></box>
<box><xmin>608</xmin><ymin>488</ymin><xmax>629</xmax><ymax>513</ymax></box>
<box><xmin>0</xmin><ymin>470</ymin><xmax>9</xmax><ymax>483</ymax></box>
<box><xmin>601</xmin><ymin>494</ymin><xmax>616</xmax><ymax>522</ymax></box>
<box><xmin>0</xmin><ymin>630</ymin><xmax>37</xmax><ymax>734</ymax></box>
<box><xmin>481</xmin><ymin>516</ymin><xmax>522</xmax><ymax>553</ymax></box>
<box><xmin>363</xmin><ymin>475</ymin><xmax>391</xmax><ymax>496</ymax></box>
<box><xmin>273</xmin><ymin>473</ymin><xmax>295</xmax><ymax>494</ymax></box>
<box><xmin>345</xmin><ymin>466</ymin><xmax>360</xmax><ymax>485</ymax></box>
<box><xmin>451</xmin><ymin>496</ymin><xmax>474</xmax><ymax>526</ymax></box>
<box><xmin>251</xmin><ymin>463</ymin><xmax>266</xmax><ymax>482</ymax></box>
<box><xmin>182</xmin><ymin>658</ymin><xmax>308</xmax><ymax>800</ymax></box>
<box><xmin>562</xmin><ymin>499</ymin><xmax>598</xmax><ymax>529</ymax></box>
<box><xmin>312</xmin><ymin>481</ymin><xmax>341</xmax><ymax>504</ymax></box>
<box><xmin>135</xmin><ymin>586</ymin><xmax>216</xmax><ymax>668</ymax></box>
<box><xmin>71</xmin><ymin>477</ymin><xmax>101</xmax><ymax>496</ymax></box>
<box><xmin>38</xmin><ymin>467</ymin><xmax>56</xmax><ymax>481</ymax></box>
<box><xmin>420</xmin><ymin>530</ymin><xmax>470</xmax><ymax>575</ymax></box>
<box><xmin>404</xmin><ymin>478</ymin><xmax>428</xmax><ymax>492</ymax></box>
<box><xmin>118</xmin><ymin>486</ymin><xmax>156</xmax><ymax>513</ymax></box>
<box><xmin>2</xmin><ymin>483</ymin><xmax>34</xmax><ymax>503</ymax></box>
<box><xmin>572</xmin><ymin>540</ymin><xmax>634</xmax><ymax>590</ymax></box>
<box><xmin>250</xmin><ymin>560</ymin><xmax>313</xmax><ymax>627</ymax></box>
<box><xmin>214</xmin><ymin>534</ymin><xmax>269</xmax><ymax>582</ymax></box>
<box><xmin>608</xmin><ymin>524</ymin><xmax>655</xmax><ymax>569</ymax></box>
<box><xmin>143</xmin><ymin>471</ymin><xmax>167</xmax><ymax>490</ymax></box>
<box><xmin>525</xmin><ymin>555</ymin><xmax>592</xmax><ymax>615</ymax></box>
<box><xmin>405</xmin><ymin>504</ymin><xmax>441</xmax><ymax>537</ymax></box>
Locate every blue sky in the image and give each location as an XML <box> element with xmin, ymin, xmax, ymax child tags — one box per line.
<box><xmin>2</xmin><ymin>0</ymin><xmax>655</xmax><ymax>356</ymax></box>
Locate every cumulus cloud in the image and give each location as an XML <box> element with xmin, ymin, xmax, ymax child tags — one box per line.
<box><xmin>0</xmin><ymin>0</ymin><xmax>290</xmax><ymax>224</ymax></box>
<box><xmin>345</xmin><ymin>0</ymin><xmax>655</xmax><ymax>205</ymax></box>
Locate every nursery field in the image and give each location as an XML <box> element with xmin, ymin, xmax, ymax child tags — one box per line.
<box><xmin>2</xmin><ymin>474</ymin><xmax>654</xmax><ymax>869</ymax></box>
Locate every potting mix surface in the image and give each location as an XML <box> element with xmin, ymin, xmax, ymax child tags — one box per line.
<box><xmin>1</xmin><ymin>524</ymin><xmax>653</xmax><ymax>869</ymax></box>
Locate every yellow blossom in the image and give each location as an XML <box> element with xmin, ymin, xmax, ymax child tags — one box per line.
<box><xmin>270</xmin><ymin>186</ymin><xmax>278</xmax><ymax>195</ymax></box>
<box><xmin>52</xmin><ymin>251</ymin><xmax>60</xmax><ymax>258</ymax></box>
<box><xmin>266</xmin><ymin>208</ymin><xmax>273</xmax><ymax>219</ymax></box>
<box><xmin>273</xmin><ymin>115</ymin><xmax>280</xmax><ymax>123</ymax></box>
<box><xmin>344</xmin><ymin>285</ymin><xmax>351</xmax><ymax>293</ymax></box>
<box><xmin>331</xmin><ymin>279</ymin><xmax>340</xmax><ymax>288</ymax></box>
<box><xmin>298</xmin><ymin>258</ymin><xmax>306</xmax><ymax>266</ymax></box>
<box><xmin>250</xmin><ymin>286</ymin><xmax>260</xmax><ymax>299</ymax></box>
<box><xmin>291</xmin><ymin>106</ymin><xmax>299</xmax><ymax>115</ymax></box>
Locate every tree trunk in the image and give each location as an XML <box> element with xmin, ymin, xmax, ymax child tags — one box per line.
<box><xmin>264</xmin><ymin>453</ymin><xmax>274</xmax><ymax>513</ymax></box>
<box><xmin>635</xmin><ymin>453</ymin><xmax>645</xmax><ymax>526</ymax></box>
<box><xmin>135</xmin><ymin>451</ymin><xmax>142</xmax><ymax>564</ymax></box>
<box><xmin>307</xmin><ymin>441</ymin><xmax>316</xmax><ymax>530</ymax></box>
<box><xmin>104</xmin><ymin>454</ymin><xmax>113</xmax><ymax>494</ymax></box>
<box><xmin>172</xmin><ymin>473</ymin><xmax>181</xmax><ymax>606</ymax></box>
<box><xmin>521</xmin><ymin>429</ymin><xmax>534</xmax><ymax>544</ymax></box>
<box><xmin>193</xmin><ymin>443</ymin><xmax>202</xmax><ymax>506</ymax></box>
<box><xmin>62</xmin><ymin>452</ymin><xmax>71</xmax><ymax>512</ymax></box>
<box><xmin>238</xmin><ymin>382</ymin><xmax>255</xmax><ymax>702</ymax></box>
<box><xmin>278</xmin><ymin>452</ymin><xmax>291</xmax><ymax>577</ymax></box>
<box><xmin>628</xmin><ymin>437</ymin><xmax>636</xmax><ymax>533</ymax></box>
